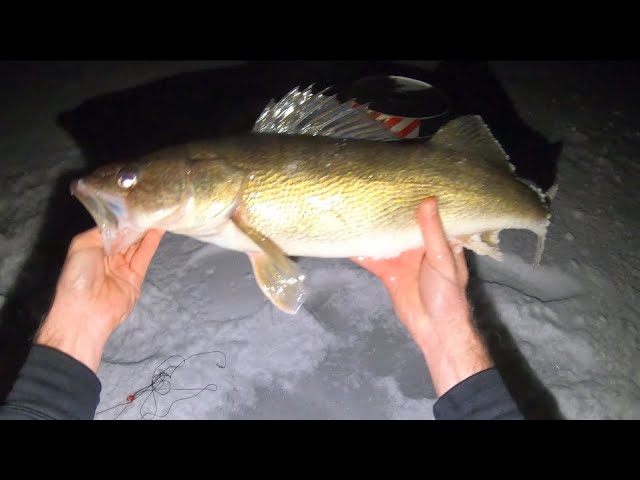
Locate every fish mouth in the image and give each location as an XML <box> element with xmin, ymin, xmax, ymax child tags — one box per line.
<box><xmin>71</xmin><ymin>179</ymin><xmax>133</xmax><ymax>255</ymax></box>
<box><xmin>71</xmin><ymin>179</ymin><xmax>123</xmax><ymax>228</ymax></box>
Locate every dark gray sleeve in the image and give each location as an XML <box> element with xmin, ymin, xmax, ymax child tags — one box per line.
<box><xmin>0</xmin><ymin>345</ymin><xmax>101</xmax><ymax>420</ymax></box>
<box><xmin>433</xmin><ymin>368</ymin><xmax>524</xmax><ymax>420</ymax></box>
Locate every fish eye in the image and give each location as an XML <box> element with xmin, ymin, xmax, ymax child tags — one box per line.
<box><xmin>117</xmin><ymin>169</ymin><xmax>138</xmax><ymax>189</ymax></box>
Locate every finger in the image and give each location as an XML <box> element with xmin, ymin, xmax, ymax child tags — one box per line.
<box><xmin>123</xmin><ymin>240</ymin><xmax>142</xmax><ymax>265</ymax></box>
<box><xmin>352</xmin><ymin>249</ymin><xmax>423</xmax><ymax>286</ymax></box>
<box><xmin>68</xmin><ymin>227</ymin><xmax>103</xmax><ymax>253</ymax></box>
<box><xmin>451</xmin><ymin>246</ymin><xmax>469</xmax><ymax>286</ymax></box>
<box><xmin>381</xmin><ymin>249</ymin><xmax>424</xmax><ymax>289</ymax></box>
<box><xmin>130</xmin><ymin>229</ymin><xmax>165</xmax><ymax>279</ymax></box>
<box><xmin>418</xmin><ymin>197</ymin><xmax>456</xmax><ymax>272</ymax></box>
<box><xmin>351</xmin><ymin>256</ymin><xmax>385</xmax><ymax>276</ymax></box>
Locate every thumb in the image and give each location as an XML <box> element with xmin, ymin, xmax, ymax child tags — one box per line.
<box><xmin>59</xmin><ymin>248</ymin><xmax>102</xmax><ymax>293</ymax></box>
<box><xmin>419</xmin><ymin>198</ymin><xmax>455</xmax><ymax>264</ymax></box>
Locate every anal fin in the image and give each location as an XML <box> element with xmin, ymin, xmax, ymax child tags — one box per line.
<box><xmin>455</xmin><ymin>230</ymin><xmax>503</xmax><ymax>261</ymax></box>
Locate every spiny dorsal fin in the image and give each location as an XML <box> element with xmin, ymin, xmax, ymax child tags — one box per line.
<box><xmin>252</xmin><ymin>85</ymin><xmax>399</xmax><ymax>142</ymax></box>
<box><xmin>430</xmin><ymin>115</ymin><xmax>516</xmax><ymax>172</ymax></box>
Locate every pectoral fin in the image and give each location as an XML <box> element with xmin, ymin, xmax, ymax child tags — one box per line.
<box><xmin>247</xmin><ymin>252</ymin><xmax>307</xmax><ymax>314</ymax></box>
<box><xmin>232</xmin><ymin>213</ymin><xmax>307</xmax><ymax>314</ymax></box>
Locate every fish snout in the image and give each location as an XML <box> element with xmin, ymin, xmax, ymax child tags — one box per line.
<box><xmin>70</xmin><ymin>178</ymin><xmax>94</xmax><ymax>197</ymax></box>
<box><xmin>70</xmin><ymin>179</ymin><xmax>81</xmax><ymax>196</ymax></box>
<box><xmin>69</xmin><ymin>178</ymin><xmax>88</xmax><ymax>197</ymax></box>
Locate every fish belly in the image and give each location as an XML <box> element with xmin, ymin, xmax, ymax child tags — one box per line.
<box><xmin>191</xmin><ymin>218</ymin><xmax>424</xmax><ymax>259</ymax></box>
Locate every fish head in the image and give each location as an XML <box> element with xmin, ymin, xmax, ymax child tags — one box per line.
<box><xmin>71</xmin><ymin>155</ymin><xmax>190</xmax><ymax>255</ymax></box>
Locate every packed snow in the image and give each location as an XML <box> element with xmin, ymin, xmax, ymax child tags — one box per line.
<box><xmin>0</xmin><ymin>61</ymin><xmax>638</xmax><ymax>419</ymax></box>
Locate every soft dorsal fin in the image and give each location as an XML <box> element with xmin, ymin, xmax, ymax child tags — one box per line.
<box><xmin>252</xmin><ymin>85</ymin><xmax>399</xmax><ymax>141</ymax></box>
<box><xmin>430</xmin><ymin>115</ymin><xmax>516</xmax><ymax>172</ymax></box>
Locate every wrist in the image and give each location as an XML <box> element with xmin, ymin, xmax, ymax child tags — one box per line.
<box><xmin>418</xmin><ymin>313</ymin><xmax>494</xmax><ymax>397</ymax></box>
<box><xmin>34</xmin><ymin>302</ymin><xmax>109</xmax><ymax>374</ymax></box>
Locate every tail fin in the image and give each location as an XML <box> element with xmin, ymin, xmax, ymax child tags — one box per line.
<box><xmin>534</xmin><ymin>232</ymin><xmax>546</xmax><ymax>267</ymax></box>
<box><xmin>533</xmin><ymin>214</ymin><xmax>551</xmax><ymax>267</ymax></box>
<box><xmin>432</xmin><ymin>115</ymin><xmax>553</xmax><ymax>267</ymax></box>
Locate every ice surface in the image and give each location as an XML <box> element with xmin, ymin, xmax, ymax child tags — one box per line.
<box><xmin>1</xmin><ymin>61</ymin><xmax>638</xmax><ymax>419</ymax></box>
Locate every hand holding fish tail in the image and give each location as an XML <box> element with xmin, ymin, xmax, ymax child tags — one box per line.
<box><xmin>353</xmin><ymin>197</ymin><xmax>493</xmax><ymax>397</ymax></box>
<box><xmin>35</xmin><ymin>227</ymin><xmax>164</xmax><ymax>373</ymax></box>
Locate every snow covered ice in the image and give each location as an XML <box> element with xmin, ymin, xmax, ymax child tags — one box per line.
<box><xmin>0</xmin><ymin>61</ymin><xmax>638</xmax><ymax>419</ymax></box>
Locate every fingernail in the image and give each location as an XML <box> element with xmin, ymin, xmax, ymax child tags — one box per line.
<box><xmin>425</xmin><ymin>198</ymin><xmax>437</xmax><ymax>216</ymax></box>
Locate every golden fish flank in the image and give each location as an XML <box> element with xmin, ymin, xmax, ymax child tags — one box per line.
<box><xmin>71</xmin><ymin>85</ymin><xmax>551</xmax><ymax>314</ymax></box>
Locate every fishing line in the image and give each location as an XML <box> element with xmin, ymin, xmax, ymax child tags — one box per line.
<box><xmin>96</xmin><ymin>349</ymin><xmax>227</xmax><ymax>420</ymax></box>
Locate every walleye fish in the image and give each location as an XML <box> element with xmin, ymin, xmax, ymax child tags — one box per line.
<box><xmin>71</xmin><ymin>86</ymin><xmax>551</xmax><ymax>314</ymax></box>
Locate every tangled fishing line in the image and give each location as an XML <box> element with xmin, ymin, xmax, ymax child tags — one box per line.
<box><xmin>96</xmin><ymin>350</ymin><xmax>227</xmax><ymax>420</ymax></box>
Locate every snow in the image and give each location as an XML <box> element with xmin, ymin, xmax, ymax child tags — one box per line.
<box><xmin>1</xmin><ymin>61</ymin><xmax>638</xmax><ymax>419</ymax></box>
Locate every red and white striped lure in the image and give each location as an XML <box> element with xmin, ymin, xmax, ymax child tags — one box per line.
<box><xmin>364</xmin><ymin>108</ymin><xmax>421</xmax><ymax>139</ymax></box>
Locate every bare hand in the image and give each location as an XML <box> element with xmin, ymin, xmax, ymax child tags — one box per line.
<box><xmin>353</xmin><ymin>197</ymin><xmax>491</xmax><ymax>395</ymax></box>
<box><xmin>36</xmin><ymin>227</ymin><xmax>164</xmax><ymax>372</ymax></box>
<box><xmin>353</xmin><ymin>197</ymin><xmax>469</xmax><ymax>348</ymax></box>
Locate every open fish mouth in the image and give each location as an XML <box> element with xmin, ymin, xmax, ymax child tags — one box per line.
<box><xmin>70</xmin><ymin>179</ymin><xmax>134</xmax><ymax>255</ymax></box>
